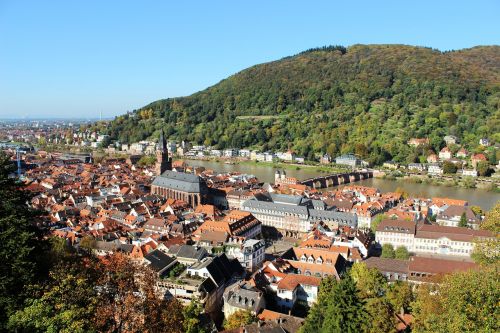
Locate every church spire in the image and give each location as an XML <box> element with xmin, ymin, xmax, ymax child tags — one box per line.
<box><xmin>155</xmin><ymin>129</ymin><xmax>172</xmax><ymax>175</ymax></box>
<box><xmin>158</xmin><ymin>129</ymin><xmax>167</xmax><ymax>152</ymax></box>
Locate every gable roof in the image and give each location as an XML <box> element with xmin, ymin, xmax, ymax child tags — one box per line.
<box><xmin>152</xmin><ymin>170</ymin><xmax>203</xmax><ymax>193</ymax></box>
<box><xmin>172</xmin><ymin>244</ymin><xmax>208</xmax><ymax>261</ymax></box>
<box><xmin>408</xmin><ymin>256</ymin><xmax>478</xmax><ymax>275</ymax></box>
<box><xmin>144</xmin><ymin>249</ymin><xmax>176</xmax><ymax>272</ymax></box>
<box><xmin>364</xmin><ymin>257</ymin><xmax>409</xmax><ymax>274</ymax></box>
<box><xmin>277</xmin><ymin>274</ymin><xmax>321</xmax><ymax>290</ymax></box>
<box><xmin>416</xmin><ymin>224</ymin><xmax>493</xmax><ymax>241</ymax></box>
<box><xmin>377</xmin><ymin>219</ymin><xmax>416</xmax><ymax>234</ymax></box>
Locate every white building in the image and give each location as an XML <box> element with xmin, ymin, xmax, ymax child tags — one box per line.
<box><xmin>438</xmin><ymin>147</ymin><xmax>452</xmax><ymax>160</ymax></box>
<box><xmin>274</xmin><ymin>274</ymin><xmax>320</xmax><ymax>309</ymax></box>
<box><xmin>427</xmin><ymin>163</ymin><xmax>443</xmax><ymax>175</ymax></box>
<box><xmin>264</xmin><ymin>152</ymin><xmax>276</xmax><ymax>162</ymax></box>
<box><xmin>226</xmin><ymin>239</ymin><xmax>265</xmax><ymax>272</ymax></box>
<box><xmin>462</xmin><ymin>169</ymin><xmax>478</xmax><ymax>177</ymax></box>
<box><xmin>239</xmin><ymin>149</ymin><xmax>251</xmax><ymax>158</ymax></box>
<box><xmin>280</xmin><ymin>151</ymin><xmax>295</xmax><ymax>162</ymax></box>
<box><xmin>479</xmin><ymin>138</ymin><xmax>490</xmax><ymax>146</ymax></box>
<box><xmin>375</xmin><ymin>219</ymin><xmax>494</xmax><ymax>257</ymax></box>
<box><xmin>210</xmin><ymin>149</ymin><xmax>222</xmax><ymax>157</ymax></box>
<box><xmin>408</xmin><ymin>163</ymin><xmax>426</xmax><ymax>172</ymax></box>
<box><xmin>436</xmin><ymin>205</ymin><xmax>480</xmax><ymax>229</ymax></box>
<box><xmin>223</xmin><ymin>148</ymin><xmax>239</xmax><ymax>157</ymax></box>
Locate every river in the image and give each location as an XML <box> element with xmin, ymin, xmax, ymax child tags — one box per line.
<box><xmin>183</xmin><ymin>159</ymin><xmax>500</xmax><ymax>210</ymax></box>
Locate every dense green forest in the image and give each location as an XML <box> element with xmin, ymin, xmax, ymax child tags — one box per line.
<box><xmin>105</xmin><ymin>44</ymin><xmax>500</xmax><ymax>165</ymax></box>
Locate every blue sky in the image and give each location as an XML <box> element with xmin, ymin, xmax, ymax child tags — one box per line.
<box><xmin>0</xmin><ymin>1</ymin><xmax>499</xmax><ymax>119</ymax></box>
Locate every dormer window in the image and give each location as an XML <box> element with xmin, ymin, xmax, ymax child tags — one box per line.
<box><xmin>301</xmin><ymin>255</ymin><xmax>307</xmax><ymax>262</ymax></box>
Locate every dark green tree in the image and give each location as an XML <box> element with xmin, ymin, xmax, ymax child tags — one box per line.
<box><xmin>476</xmin><ymin>161</ymin><xmax>491</xmax><ymax>177</ymax></box>
<box><xmin>321</xmin><ymin>275</ymin><xmax>368</xmax><ymax>332</ymax></box>
<box><xmin>395</xmin><ymin>246</ymin><xmax>410</xmax><ymax>260</ymax></box>
<box><xmin>442</xmin><ymin>161</ymin><xmax>457</xmax><ymax>174</ymax></box>
<box><xmin>0</xmin><ymin>153</ymin><xmax>44</xmax><ymax>329</ymax></box>
<box><xmin>381</xmin><ymin>244</ymin><xmax>396</xmax><ymax>258</ymax></box>
<box><xmin>301</xmin><ymin>276</ymin><xmax>367</xmax><ymax>333</ymax></box>
<box><xmin>458</xmin><ymin>212</ymin><xmax>468</xmax><ymax>228</ymax></box>
<box><xmin>183</xmin><ymin>299</ymin><xmax>209</xmax><ymax>333</ymax></box>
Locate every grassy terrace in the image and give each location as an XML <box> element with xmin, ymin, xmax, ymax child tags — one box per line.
<box><xmin>235</xmin><ymin>115</ymin><xmax>284</xmax><ymax>120</ymax></box>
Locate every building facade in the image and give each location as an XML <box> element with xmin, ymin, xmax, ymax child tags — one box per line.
<box><xmin>241</xmin><ymin>193</ymin><xmax>357</xmax><ymax>237</ymax></box>
<box><xmin>151</xmin><ymin>171</ymin><xmax>207</xmax><ymax>208</ymax></box>
<box><xmin>375</xmin><ymin>219</ymin><xmax>494</xmax><ymax>257</ymax></box>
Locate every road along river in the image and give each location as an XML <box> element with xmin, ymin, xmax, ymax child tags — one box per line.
<box><xmin>182</xmin><ymin>159</ymin><xmax>500</xmax><ymax>210</ymax></box>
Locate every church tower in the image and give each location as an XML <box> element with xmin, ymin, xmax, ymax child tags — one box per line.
<box><xmin>155</xmin><ymin>129</ymin><xmax>172</xmax><ymax>175</ymax></box>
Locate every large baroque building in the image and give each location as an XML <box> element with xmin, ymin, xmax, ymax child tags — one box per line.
<box><xmin>375</xmin><ymin>219</ymin><xmax>494</xmax><ymax>257</ymax></box>
<box><xmin>241</xmin><ymin>193</ymin><xmax>357</xmax><ymax>237</ymax></box>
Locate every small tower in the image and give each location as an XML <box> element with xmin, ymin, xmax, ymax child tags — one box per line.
<box><xmin>155</xmin><ymin>129</ymin><xmax>172</xmax><ymax>175</ymax></box>
<box><xmin>281</xmin><ymin>169</ymin><xmax>286</xmax><ymax>180</ymax></box>
<box><xmin>274</xmin><ymin>170</ymin><xmax>281</xmax><ymax>184</ymax></box>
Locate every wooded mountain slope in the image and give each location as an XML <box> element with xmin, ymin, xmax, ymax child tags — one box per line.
<box><xmin>107</xmin><ymin>44</ymin><xmax>500</xmax><ymax>164</ymax></box>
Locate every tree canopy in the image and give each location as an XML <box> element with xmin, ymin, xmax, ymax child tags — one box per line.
<box><xmin>412</xmin><ymin>266</ymin><xmax>499</xmax><ymax>332</ymax></box>
<box><xmin>395</xmin><ymin>246</ymin><xmax>410</xmax><ymax>260</ymax></box>
<box><xmin>105</xmin><ymin>45</ymin><xmax>500</xmax><ymax>165</ymax></box>
<box><xmin>224</xmin><ymin>310</ymin><xmax>256</xmax><ymax>330</ymax></box>
<box><xmin>0</xmin><ymin>153</ymin><xmax>44</xmax><ymax>329</ymax></box>
<box><xmin>381</xmin><ymin>244</ymin><xmax>396</xmax><ymax>258</ymax></box>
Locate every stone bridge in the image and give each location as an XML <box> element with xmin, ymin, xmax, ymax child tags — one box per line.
<box><xmin>300</xmin><ymin>170</ymin><xmax>373</xmax><ymax>189</ymax></box>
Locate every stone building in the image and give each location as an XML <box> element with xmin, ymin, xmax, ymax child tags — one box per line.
<box><xmin>151</xmin><ymin>171</ymin><xmax>207</xmax><ymax>208</ymax></box>
<box><xmin>155</xmin><ymin>130</ymin><xmax>172</xmax><ymax>175</ymax></box>
<box><xmin>151</xmin><ymin>131</ymin><xmax>207</xmax><ymax>207</ymax></box>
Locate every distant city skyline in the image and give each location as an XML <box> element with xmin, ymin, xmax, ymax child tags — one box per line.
<box><xmin>1</xmin><ymin>0</ymin><xmax>499</xmax><ymax>118</ymax></box>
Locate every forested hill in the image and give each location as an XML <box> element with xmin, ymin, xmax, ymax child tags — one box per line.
<box><xmin>106</xmin><ymin>44</ymin><xmax>500</xmax><ymax>165</ymax></box>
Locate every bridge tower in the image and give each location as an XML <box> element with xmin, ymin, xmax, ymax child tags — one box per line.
<box><xmin>274</xmin><ymin>169</ymin><xmax>281</xmax><ymax>183</ymax></box>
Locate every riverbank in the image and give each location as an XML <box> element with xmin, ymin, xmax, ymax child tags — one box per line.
<box><xmin>32</xmin><ymin>144</ymin><xmax>500</xmax><ymax>193</ymax></box>
<box><xmin>182</xmin><ymin>159</ymin><xmax>500</xmax><ymax>209</ymax></box>
<box><xmin>231</xmin><ymin>159</ymin><xmax>348</xmax><ymax>173</ymax></box>
<box><xmin>377</xmin><ymin>173</ymin><xmax>499</xmax><ymax>193</ymax></box>
<box><xmin>180</xmin><ymin>156</ymin><xmax>350</xmax><ymax>173</ymax></box>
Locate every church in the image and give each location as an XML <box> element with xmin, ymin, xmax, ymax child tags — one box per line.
<box><xmin>150</xmin><ymin>131</ymin><xmax>207</xmax><ymax>207</ymax></box>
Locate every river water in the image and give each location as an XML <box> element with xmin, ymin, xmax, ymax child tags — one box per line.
<box><xmin>183</xmin><ymin>159</ymin><xmax>500</xmax><ymax>210</ymax></box>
